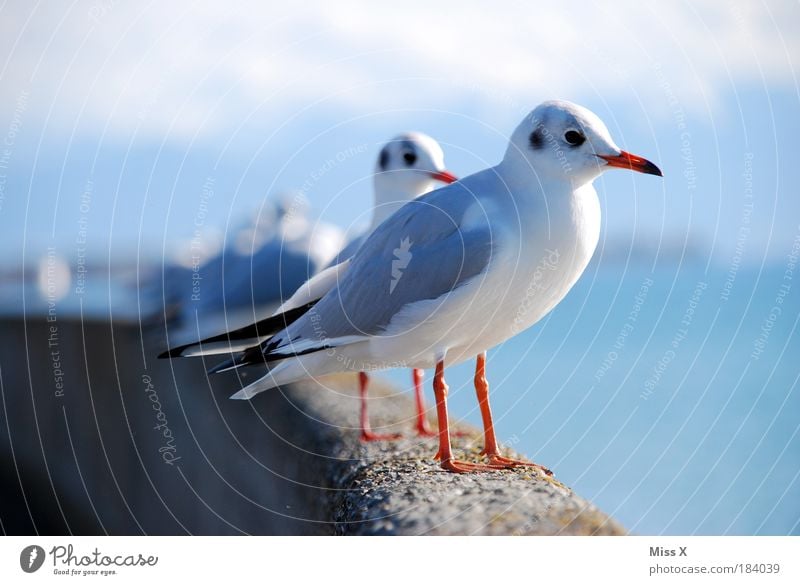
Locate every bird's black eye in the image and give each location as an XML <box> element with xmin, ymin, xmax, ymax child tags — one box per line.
<box><xmin>564</xmin><ymin>130</ymin><xmax>585</xmax><ymax>147</ymax></box>
<box><xmin>378</xmin><ymin>147</ymin><xmax>390</xmax><ymax>170</ymax></box>
<box><xmin>402</xmin><ymin>151</ymin><xmax>417</xmax><ymax>165</ymax></box>
<box><xmin>529</xmin><ymin>129</ymin><xmax>544</xmax><ymax>150</ymax></box>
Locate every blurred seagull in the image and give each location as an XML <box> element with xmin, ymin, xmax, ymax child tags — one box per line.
<box><xmin>155</xmin><ymin>194</ymin><xmax>344</xmax><ymax>346</ymax></box>
<box><xmin>322</xmin><ymin>132</ymin><xmax>457</xmax><ymax>439</ymax></box>
<box><xmin>328</xmin><ymin>132</ymin><xmax>457</xmax><ymax>267</ymax></box>
<box><xmin>161</xmin><ymin>133</ymin><xmax>457</xmax><ymax>440</ymax></box>
<box><xmin>163</xmin><ymin>101</ymin><xmax>662</xmax><ymax>473</ymax></box>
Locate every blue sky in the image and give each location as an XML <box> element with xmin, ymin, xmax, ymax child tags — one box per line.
<box><xmin>0</xmin><ymin>1</ymin><xmax>798</xmax><ymax>268</ymax></box>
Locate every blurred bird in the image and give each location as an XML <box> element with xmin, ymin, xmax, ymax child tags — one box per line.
<box><xmin>153</xmin><ymin>194</ymin><xmax>344</xmax><ymax>347</ymax></box>
<box><xmin>328</xmin><ymin>132</ymin><xmax>457</xmax><ymax>267</ymax></box>
<box><xmin>161</xmin><ymin>133</ymin><xmax>457</xmax><ymax>440</ymax></box>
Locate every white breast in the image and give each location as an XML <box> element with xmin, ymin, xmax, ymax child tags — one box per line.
<box><xmin>443</xmin><ymin>183</ymin><xmax>601</xmax><ymax>365</ymax></box>
<box><xmin>366</xmin><ymin>183</ymin><xmax>601</xmax><ymax>369</ymax></box>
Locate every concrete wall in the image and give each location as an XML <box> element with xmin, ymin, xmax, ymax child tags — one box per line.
<box><xmin>0</xmin><ymin>317</ymin><xmax>624</xmax><ymax>535</ymax></box>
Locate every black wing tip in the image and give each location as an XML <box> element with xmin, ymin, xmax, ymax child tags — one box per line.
<box><xmin>261</xmin><ymin>342</ymin><xmax>333</xmax><ymax>363</ymax></box>
<box><xmin>157</xmin><ymin>298</ymin><xmax>320</xmax><ymax>362</ymax></box>
<box><xmin>158</xmin><ymin>347</ymin><xmax>186</xmax><ymax>359</ymax></box>
<box><xmin>206</xmin><ymin>360</ymin><xmax>234</xmax><ymax>374</ymax></box>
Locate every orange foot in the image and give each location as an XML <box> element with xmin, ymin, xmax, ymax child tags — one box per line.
<box><xmin>434</xmin><ymin>449</ymin><xmax>508</xmax><ymax>473</ymax></box>
<box><xmin>439</xmin><ymin>458</ymin><xmax>507</xmax><ymax>473</ymax></box>
<box><xmin>360</xmin><ymin>430</ymin><xmax>403</xmax><ymax>442</ymax></box>
<box><xmin>415</xmin><ymin>420</ymin><xmax>437</xmax><ymax>437</ymax></box>
<box><xmin>484</xmin><ymin>452</ymin><xmax>553</xmax><ymax>476</ymax></box>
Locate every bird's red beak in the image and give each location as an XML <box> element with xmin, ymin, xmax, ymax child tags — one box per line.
<box><xmin>429</xmin><ymin>170</ymin><xmax>458</xmax><ymax>184</ymax></box>
<box><xmin>598</xmin><ymin>151</ymin><xmax>662</xmax><ymax>177</ymax></box>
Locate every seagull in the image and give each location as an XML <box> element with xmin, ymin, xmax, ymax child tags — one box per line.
<box><xmin>328</xmin><ymin>132</ymin><xmax>457</xmax><ymax>267</ymax></box>
<box><xmin>160</xmin><ymin>133</ymin><xmax>457</xmax><ymax>440</ymax></box>
<box><xmin>163</xmin><ymin>101</ymin><xmax>662</xmax><ymax>473</ymax></box>
<box><xmin>191</xmin><ymin>195</ymin><xmax>345</xmax><ymax>334</ymax></box>
<box><xmin>153</xmin><ymin>195</ymin><xmax>344</xmax><ymax>346</ymax></box>
<box><xmin>322</xmin><ymin>132</ymin><xmax>458</xmax><ymax>439</ymax></box>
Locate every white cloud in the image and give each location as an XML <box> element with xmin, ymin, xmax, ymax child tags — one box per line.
<box><xmin>0</xmin><ymin>1</ymin><xmax>796</xmax><ymax>140</ymax></box>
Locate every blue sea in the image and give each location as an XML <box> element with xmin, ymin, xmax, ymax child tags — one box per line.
<box><xmin>382</xmin><ymin>260</ymin><xmax>800</xmax><ymax>535</ymax></box>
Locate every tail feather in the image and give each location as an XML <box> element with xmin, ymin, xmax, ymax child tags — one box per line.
<box><xmin>229</xmin><ymin>350</ymin><xmax>347</xmax><ymax>399</ymax></box>
<box><xmin>157</xmin><ymin>300</ymin><xmax>318</xmax><ymax>359</ymax></box>
<box><xmin>206</xmin><ymin>344</ymin><xmax>265</xmax><ymax>374</ymax></box>
<box><xmin>206</xmin><ymin>356</ymin><xmax>240</xmax><ymax>374</ymax></box>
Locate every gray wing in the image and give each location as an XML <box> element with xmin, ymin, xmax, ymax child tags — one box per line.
<box><xmin>325</xmin><ymin>232</ymin><xmax>366</xmax><ymax>268</ymax></box>
<box><xmin>263</xmin><ymin>182</ymin><xmax>494</xmax><ymax>356</ymax></box>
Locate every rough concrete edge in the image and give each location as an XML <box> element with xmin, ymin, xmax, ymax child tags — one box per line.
<box><xmin>284</xmin><ymin>375</ymin><xmax>627</xmax><ymax>536</ymax></box>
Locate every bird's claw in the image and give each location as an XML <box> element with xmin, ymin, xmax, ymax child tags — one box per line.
<box><xmin>439</xmin><ymin>458</ymin><xmax>507</xmax><ymax>473</ymax></box>
<box><xmin>483</xmin><ymin>452</ymin><xmax>553</xmax><ymax>475</ymax></box>
<box><xmin>415</xmin><ymin>424</ymin><xmax>438</xmax><ymax>438</ymax></box>
<box><xmin>360</xmin><ymin>431</ymin><xmax>403</xmax><ymax>442</ymax></box>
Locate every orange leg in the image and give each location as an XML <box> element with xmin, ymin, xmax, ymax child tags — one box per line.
<box><xmin>412</xmin><ymin>368</ymin><xmax>436</xmax><ymax>437</ymax></box>
<box><xmin>359</xmin><ymin>372</ymin><xmax>402</xmax><ymax>442</ymax></box>
<box><xmin>474</xmin><ymin>352</ymin><xmax>552</xmax><ymax>475</ymax></box>
<box><xmin>433</xmin><ymin>360</ymin><xmax>503</xmax><ymax>473</ymax></box>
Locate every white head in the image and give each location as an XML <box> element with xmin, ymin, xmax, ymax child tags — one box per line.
<box><xmin>504</xmin><ymin>100</ymin><xmax>662</xmax><ymax>187</ymax></box>
<box><xmin>371</xmin><ymin>132</ymin><xmax>457</xmax><ymax>228</ymax></box>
